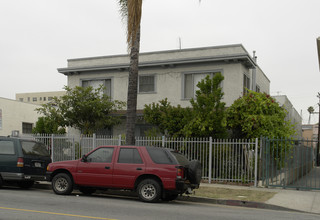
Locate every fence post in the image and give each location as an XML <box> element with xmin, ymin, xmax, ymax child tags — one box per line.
<box><xmin>208</xmin><ymin>137</ymin><xmax>212</xmax><ymax>184</ymax></box>
<box><xmin>118</xmin><ymin>134</ymin><xmax>122</xmax><ymax>146</ymax></box>
<box><xmin>93</xmin><ymin>133</ymin><xmax>96</xmax><ymax>149</ymax></box>
<box><xmin>72</xmin><ymin>136</ymin><xmax>75</xmax><ymax>160</ymax></box>
<box><xmin>51</xmin><ymin>134</ymin><xmax>54</xmax><ymax>162</ymax></box>
<box><xmin>254</xmin><ymin>138</ymin><xmax>258</xmax><ymax>187</ymax></box>
<box><xmin>162</xmin><ymin>136</ymin><xmax>165</xmax><ymax>148</ymax></box>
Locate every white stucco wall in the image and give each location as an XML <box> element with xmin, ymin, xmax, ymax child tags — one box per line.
<box><xmin>67</xmin><ymin>62</ymin><xmax>269</xmax><ymax>110</ymax></box>
<box><xmin>0</xmin><ymin>97</ymin><xmax>41</xmax><ymax>136</ymax></box>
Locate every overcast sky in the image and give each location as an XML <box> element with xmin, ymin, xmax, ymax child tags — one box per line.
<box><xmin>1</xmin><ymin>0</ymin><xmax>320</xmax><ymax>124</ymax></box>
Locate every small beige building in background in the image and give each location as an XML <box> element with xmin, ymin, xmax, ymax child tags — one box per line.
<box><xmin>16</xmin><ymin>91</ymin><xmax>66</xmax><ymax>105</ymax></box>
<box><xmin>0</xmin><ymin>97</ymin><xmax>41</xmax><ymax>136</ymax></box>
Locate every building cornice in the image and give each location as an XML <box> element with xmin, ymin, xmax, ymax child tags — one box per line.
<box><xmin>58</xmin><ymin>50</ymin><xmax>256</xmax><ymax>75</ymax></box>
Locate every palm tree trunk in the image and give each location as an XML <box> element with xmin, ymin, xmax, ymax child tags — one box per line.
<box><xmin>126</xmin><ymin>26</ymin><xmax>141</xmax><ymax>145</ymax></box>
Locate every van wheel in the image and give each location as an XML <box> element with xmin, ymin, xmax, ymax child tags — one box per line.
<box><xmin>17</xmin><ymin>181</ymin><xmax>34</xmax><ymax>189</ymax></box>
<box><xmin>137</xmin><ymin>179</ymin><xmax>161</xmax><ymax>203</ymax></box>
<box><xmin>52</xmin><ymin>173</ymin><xmax>73</xmax><ymax>195</ymax></box>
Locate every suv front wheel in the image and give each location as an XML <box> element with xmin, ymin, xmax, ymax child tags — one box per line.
<box><xmin>137</xmin><ymin>179</ymin><xmax>162</xmax><ymax>203</ymax></box>
<box><xmin>52</xmin><ymin>173</ymin><xmax>73</xmax><ymax>195</ymax></box>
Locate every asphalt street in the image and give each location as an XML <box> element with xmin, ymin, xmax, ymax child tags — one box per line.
<box><xmin>0</xmin><ymin>186</ymin><xmax>319</xmax><ymax>220</ymax></box>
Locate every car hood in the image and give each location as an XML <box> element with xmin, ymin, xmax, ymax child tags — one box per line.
<box><xmin>48</xmin><ymin>159</ymin><xmax>80</xmax><ymax>171</ymax></box>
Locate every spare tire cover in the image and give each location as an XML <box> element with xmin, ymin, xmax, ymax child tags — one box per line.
<box><xmin>187</xmin><ymin>160</ymin><xmax>202</xmax><ymax>184</ymax></box>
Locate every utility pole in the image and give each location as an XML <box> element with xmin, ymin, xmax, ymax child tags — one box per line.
<box><xmin>317</xmin><ymin>93</ymin><xmax>320</xmax><ymax>166</ymax></box>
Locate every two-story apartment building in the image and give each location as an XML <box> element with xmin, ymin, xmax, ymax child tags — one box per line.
<box><xmin>58</xmin><ymin>44</ymin><xmax>270</xmax><ymax>136</ymax></box>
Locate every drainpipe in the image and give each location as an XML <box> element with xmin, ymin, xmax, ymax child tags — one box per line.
<box><xmin>252</xmin><ymin>51</ymin><xmax>257</xmax><ymax>92</ymax></box>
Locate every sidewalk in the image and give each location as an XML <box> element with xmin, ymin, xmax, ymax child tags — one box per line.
<box><xmin>182</xmin><ymin>183</ymin><xmax>320</xmax><ymax>214</ymax></box>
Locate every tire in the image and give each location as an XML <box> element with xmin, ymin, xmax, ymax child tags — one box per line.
<box><xmin>79</xmin><ymin>187</ymin><xmax>96</xmax><ymax>195</ymax></box>
<box><xmin>52</xmin><ymin>173</ymin><xmax>73</xmax><ymax>195</ymax></box>
<box><xmin>137</xmin><ymin>179</ymin><xmax>162</xmax><ymax>203</ymax></box>
<box><xmin>187</xmin><ymin>160</ymin><xmax>202</xmax><ymax>185</ymax></box>
<box><xmin>17</xmin><ymin>181</ymin><xmax>34</xmax><ymax>189</ymax></box>
<box><xmin>162</xmin><ymin>193</ymin><xmax>178</xmax><ymax>201</ymax></box>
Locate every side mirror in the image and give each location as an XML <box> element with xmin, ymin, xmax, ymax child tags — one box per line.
<box><xmin>81</xmin><ymin>155</ymin><xmax>87</xmax><ymax>162</ymax></box>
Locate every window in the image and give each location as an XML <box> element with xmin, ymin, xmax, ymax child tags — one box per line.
<box><xmin>243</xmin><ymin>73</ymin><xmax>250</xmax><ymax>95</ymax></box>
<box><xmin>48</xmin><ymin>97</ymin><xmax>53</xmax><ymax>101</ymax></box>
<box><xmin>43</xmin><ymin>97</ymin><xmax>46</xmax><ymax>101</ymax></box>
<box><xmin>139</xmin><ymin>75</ymin><xmax>155</xmax><ymax>93</ymax></box>
<box><xmin>86</xmin><ymin>147</ymin><xmax>114</xmax><ymax>163</ymax></box>
<box><xmin>82</xmin><ymin>79</ymin><xmax>111</xmax><ymax>97</ymax></box>
<box><xmin>135</xmin><ymin>124</ymin><xmax>153</xmax><ymax>137</ymax></box>
<box><xmin>32</xmin><ymin>97</ymin><xmax>37</xmax><ymax>102</ymax></box>
<box><xmin>19</xmin><ymin>98</ymin><xmax>23</xmax><ymax>102</ymax></box>
<box><xmin>21</xmin><ymin>141</ymin><xmax>50</xmax><ymax>156</ymax></box>
<box><xmin>146</xmin><ymin>148</ymin><xmax>176</xmax><ymax>164</ymax></box>
<box><xmin>27</xmin><ymin>97</ymin><xmax>30</xmax><ymax>102</ymax></box>
<box><xmin>40</xmin><ymin>97</ymin><xmax>42</xmax><ymax>101</ymax></box>
<box><xmin>256</xmin><ymin>85</ymin><xmax>261</xmax><ymax>93</ymax></box>
<box><xmin>118</xmin><ymin>148</ymin><xmax>143</xmax><ymax>164</ymax></box>
<box><xmin>183</xmin><ymin>72</ymin><xmax>217</xmax><ymax>99</ymax></box>
<box><xmin>22</xmin><ymin>122</ymin><xmax>33</xmax><ymax>134</ymax></box>
<box><xmin>0</xmin><ymin>141</ymin><xmax>15</xmax><ymax>155</ymax></box>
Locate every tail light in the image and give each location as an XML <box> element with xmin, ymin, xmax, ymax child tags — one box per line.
<box><xmin>176</xmin><ymin>166</ymin><xmax>184</xmax><ymax>179</ymax></box>
<box><xmin>17</xmin><ymin>157</ymin><xmax>24</xmax><ymax>167</ymax></box>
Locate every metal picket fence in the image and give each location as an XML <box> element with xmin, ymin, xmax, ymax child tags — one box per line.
<box><xmin>20</xmin><ymin>134</ymin><xmax>259</xmax><ymax>185</ymax></box>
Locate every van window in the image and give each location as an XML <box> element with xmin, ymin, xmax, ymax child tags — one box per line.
<box><xmin>21</xmin><ymin>141</ymin><xmax>50</xmax><ymax>157</ymax></box>
<box><xmin>0</xmin><ymin>141</ymin><xmax>15</xmax><ymax>155</ymax></box>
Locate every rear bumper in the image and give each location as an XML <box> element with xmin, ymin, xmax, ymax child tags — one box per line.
<box><xmin>0</xmin><ymin>172</ymin><xmax>48</xmax><ymax>182</ymax></box>
<box><xmin>175</xmin><ymin>179</ymin><xmax>199</xmax><ymax>194</ymax></box>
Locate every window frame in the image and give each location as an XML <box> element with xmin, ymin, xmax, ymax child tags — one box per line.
<box><xmin>243</xmin><ymin>73</ymin><xmax>251</xmax><ymax>96</ymax></box>
<box><xmin>81</xmin><ymin>78</ymin><xmax>113</xmax><ymax>98</ymax></box>
<box><xmin>182</xmin><ymin>70</ymin><xmax>223</xmax><ymax>99</ymax></box>
<box><xmin>138</xmin><ymin>74</ymin><xmax>156</xmax><ymax>94</ymax></box>
<box><xmin>22</xmin><ymin>122</ymin><xmax>33</xmax><ymax>134</ymax></box>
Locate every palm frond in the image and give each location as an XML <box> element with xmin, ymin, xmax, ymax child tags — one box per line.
<box><xmin>127</xmin><ymin>0</ymin><xmax>142</xmax><ymax>50</ymax></box>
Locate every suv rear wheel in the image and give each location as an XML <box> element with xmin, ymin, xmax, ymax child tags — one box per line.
<box><xmin>137</xmin><ymin>179</ymin><xmax>161</xmax><ymax>203</ymax></box>
<box><xmin>52</xmin><ymin>173</ymin><xmax>73</xmax><ymax>195</ymax></box>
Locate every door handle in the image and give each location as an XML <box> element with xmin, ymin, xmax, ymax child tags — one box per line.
<box><xmin>105</xmin><ymin>166</ymin><xmax>110</xmax><ymax>169</ymax></box>
<box><xmin>136</xmin><ymin>168</ymin><xmax>142</xmax><ymax>170</ymax></box>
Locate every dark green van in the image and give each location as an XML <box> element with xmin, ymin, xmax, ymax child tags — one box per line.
<box><xmin>0</xmin><ymin>137</ymin><xmax>51</xmax><ymax>188</ymax></box>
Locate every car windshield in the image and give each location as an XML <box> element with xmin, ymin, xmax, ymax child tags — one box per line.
<box><xmin>21</xmin><ymin>141</ymin><xmax>50</xmax><ymax>157</ymax></box>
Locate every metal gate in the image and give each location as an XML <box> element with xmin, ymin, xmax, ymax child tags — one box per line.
<box><xmin>261</xmin><ymin>138</ymin><xmax>320</xmax><ymax>190</ymax></box>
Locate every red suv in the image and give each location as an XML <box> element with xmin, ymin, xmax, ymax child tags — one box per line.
<box><xmin>46</xmin><ymin>145</ymin><xmax>201</xmax><ymax>202</ymax></box>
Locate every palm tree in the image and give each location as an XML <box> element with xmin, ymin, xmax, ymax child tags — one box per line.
<box><xmin>308</xmin><ymin>106</ymin><xmax>315</xmax><ymax>124</ymax></box>
<box><xmin>118</xmin><ymin>0</ymin><xmax>202</xmax><ymax>145</ymax></box>
<box><xmin>118</xmin><ymin>0</ymin><xmax>143</xmax><ymax>145</ymax></box>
